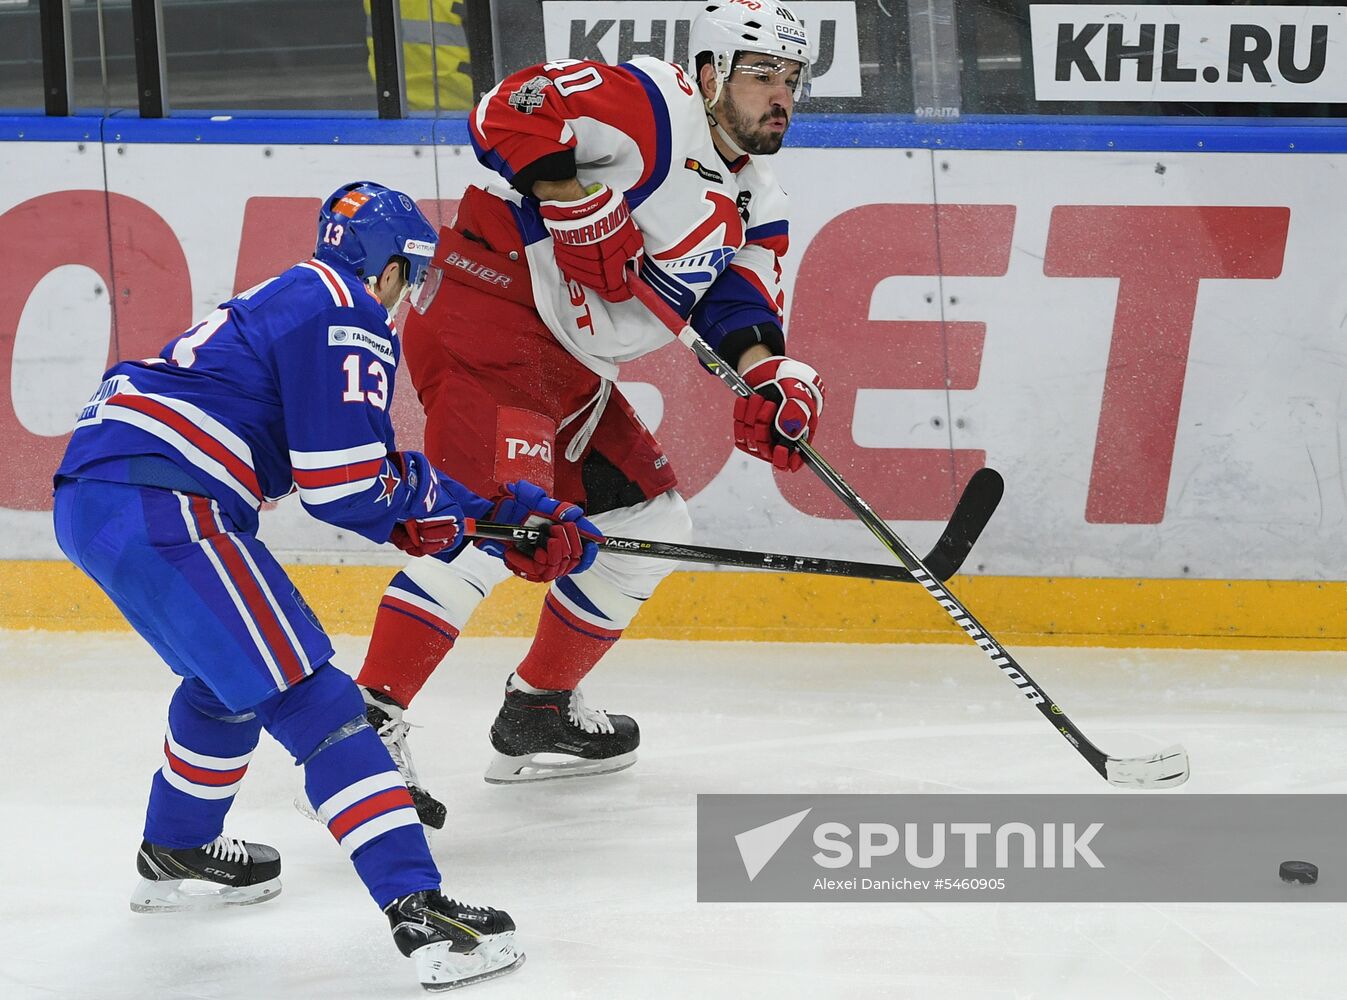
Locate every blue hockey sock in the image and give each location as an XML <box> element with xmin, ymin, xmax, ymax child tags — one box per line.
<box><xmin>254</xmin><ymin>663</ymin><xmax>440</xmax><ymax>908</ymax></box>
<box><xmin>144</xmin><ymin>677</ymin><xmax>262</xmax><ymax>849</ymax></box>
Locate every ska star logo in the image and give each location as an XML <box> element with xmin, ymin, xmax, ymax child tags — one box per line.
<box><xmin>375</xmin><ymin>460</ymin><xmax>401</xmax><ymax>505</ymax></box>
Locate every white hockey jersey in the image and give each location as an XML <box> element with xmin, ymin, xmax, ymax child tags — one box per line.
<box><xmin>469</xmin><ymin>55</ymin><xmax>790</xmax><ymax>380</ymax></box>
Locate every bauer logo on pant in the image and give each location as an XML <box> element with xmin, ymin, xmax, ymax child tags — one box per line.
<box><xmin>443</xmin><ymin>250</ymin><xmax>513</xmax><ymax>288</ymax></box>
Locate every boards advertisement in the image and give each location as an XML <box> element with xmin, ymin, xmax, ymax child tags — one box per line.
<box><xmin>1031</xmin><ymin>4</ymin><xmax>1347</xmax><ymax>103</ymax></box>
<box><xmin>3</xmin><ymin>133</ymin><xmax>1342</xmax><ymax>588</ymax></box>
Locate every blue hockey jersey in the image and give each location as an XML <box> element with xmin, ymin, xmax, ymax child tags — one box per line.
<box><xmin>56</xmin><ymin>258</ymin><xmax>491</xmax><ymax>540</ymax></box>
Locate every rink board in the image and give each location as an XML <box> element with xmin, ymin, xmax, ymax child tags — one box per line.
<box><xmin>3</xmin><ymin>115</ymin><xmax>1347</xmax><ymax>646</ymax></box>
<box><xmin>4</xmin><ymin>558</ymin><xmax>1345</xmax><ymax>650</ymax></box>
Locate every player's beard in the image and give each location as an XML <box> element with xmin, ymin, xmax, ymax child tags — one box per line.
<box><xmin>720</xmin><ymin>89</ymin><xmax>788</xmax><ymax>155</ymax></box>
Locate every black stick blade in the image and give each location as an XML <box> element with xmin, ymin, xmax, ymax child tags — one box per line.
<box><xmin>924</xmin><ymin>468</ymin><xmax>1005</xmax><ymax>581</ymax></box>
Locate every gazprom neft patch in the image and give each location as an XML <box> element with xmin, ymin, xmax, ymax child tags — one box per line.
<box><xmin>697</xmin><ymin>794</ymin><xmax>1347</xmax><ymax>902</ymax></box>
<box><xmin>1030</xmin><ymin>4</ymin><xmax>1347</xmax><ymax>103</ymax></box>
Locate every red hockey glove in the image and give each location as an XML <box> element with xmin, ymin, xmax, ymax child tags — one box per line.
<box><xmin>389</xmin><ymin>516</ymin><xmax>460</xmax><ymax>558</ymax></box>
<box><xmin>539</xmin><ymin>184</ymin><xmax>643</xmax><ymax>303</ymax></box>
<box><xmin>477</xmin><ymin>480</ymin><xmax>602</xmax><ymax>583</ymax></box>
<box><xmin>386</xmin><ymin>451</ymin><xmax>464</xmax><ymax>558</ymax></box>
<box><xmin>733</xmin><ymin>356</ymin><xmax>826</xmax><ymax>473</ymax></box>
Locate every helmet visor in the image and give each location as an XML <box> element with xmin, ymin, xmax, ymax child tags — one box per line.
<box><xmin>411</xmin><ymin>264</ymin><xmax>442</xmax><ymax>315</ymax></box>
<box><xmin>401</xmin><ymin>237</ymin><xmax>438</xmax><ymax>313</ymax></box>
<box><xmin>728</xmin><ymin>55</ymin><xmax>811</xmax><ymax>102</ymax></box>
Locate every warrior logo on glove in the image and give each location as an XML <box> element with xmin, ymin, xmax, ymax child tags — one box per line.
<box><xmin>540</xmin><ymin>184</ymin><xmax>645</xmax><ymax>303</ymax></box>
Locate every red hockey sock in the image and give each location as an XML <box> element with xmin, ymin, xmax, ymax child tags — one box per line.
<box><xmin>356</xmin><ymin>575</ymin><xmax>461</xmax><ymax>708</ymax></box>
<box><xmin>514</xmin><ymin>592</ymin><xmax>624</xmax><ymax>692</ymax></box>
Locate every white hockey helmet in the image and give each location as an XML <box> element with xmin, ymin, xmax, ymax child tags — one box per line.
<box><xmin>688</xmin><ymin>1</ymin><xmax>815</xmax><ymax>105</ymax></box>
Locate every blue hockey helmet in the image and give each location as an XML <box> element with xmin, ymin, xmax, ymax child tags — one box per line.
<box><xmin>315</xmin><ymin>181</ymin><xmax>438</xmax><ymax>290</ymax></box>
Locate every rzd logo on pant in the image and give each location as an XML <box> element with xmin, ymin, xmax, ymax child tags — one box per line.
<box><xmin>494</xmin><ymin>406</ymin><xmax>556</xmax><ymax>493</ymax></box>
<box><xmin>505</xmin><ymin>438</ymin><xmax>552</xmax><ymax>463</ymax></box>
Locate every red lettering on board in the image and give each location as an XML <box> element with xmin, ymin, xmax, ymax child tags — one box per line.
<box><xmin>781</xmin><ymin>203</ymin><xmax>1015</xmax><ymax>520</ymax></box>
<box><xmin>0</xmin><ymin>191</ymin><xmax>189</xmax><ymax>510</ymax></box>
<box><xmin>1045</xmin><ymin>206</ymin><xmax>1290</xmax><ymax>523</ymax></box>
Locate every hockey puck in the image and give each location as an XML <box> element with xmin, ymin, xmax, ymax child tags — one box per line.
<box><xmin>1279</xmin><ymin>861</ymin><xmax>1319</xmax><ymax>885</ymax></box>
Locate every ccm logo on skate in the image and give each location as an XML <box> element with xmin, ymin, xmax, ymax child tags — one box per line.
<box><xmin>505</xmin><ymin>438</ymin><xmax>553</xmax><ymax>462</ymax></box>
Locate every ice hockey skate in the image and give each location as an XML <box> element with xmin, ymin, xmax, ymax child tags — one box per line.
<box><xmin>484</xmin><ymin>677</ymin><xmax>639</xmax><ymax>783</ymax></box>
<box><xmin>385</xmin><ymin>889</ymin><xmax>524</xmax><ymax>991</ymax></box>
<box><xmin>362</xmin><ymin>688</ymin><xmax>448</xmax><ymax>828</ymax></box>
<box><xmin>131</xmin><ymin>835</ymin><xmax>281</xmax><ymax>912</ymax></box>
<box><xmin>297</xmin><ymin>688</ymin><xmax>448</xmax><ymax>829</ymax></box>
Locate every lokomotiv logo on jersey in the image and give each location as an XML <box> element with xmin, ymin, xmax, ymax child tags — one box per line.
<box><xmin>652</xmin><ymin>190</ymin><xmax>744</xmax><ymax>294</ymax></box>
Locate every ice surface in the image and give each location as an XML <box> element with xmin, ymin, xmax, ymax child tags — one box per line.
<box><xmin>2</xmin><ymin>630</ymin><xmax>1344</xmax><ymax>1000</ymax></box>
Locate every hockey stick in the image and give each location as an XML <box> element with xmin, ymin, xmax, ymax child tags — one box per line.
<box><xmin>626</xmin><ymin>271</ymin><xmax>1189</xmax><ymax>789</ymax></box>
<box><xmin>467</xmin><ymin>467</ymin><xmax>997</xmax><ymax>583</ymax></box>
